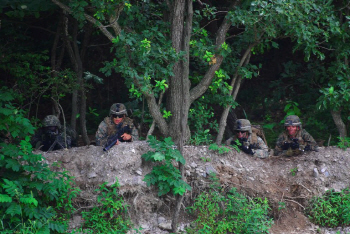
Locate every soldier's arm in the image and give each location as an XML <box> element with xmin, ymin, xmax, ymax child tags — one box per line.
<box><xmin>95</xmin><ymin>121</ymin><xmax>108</xmax><ymax>146</ymax></box>
<box><xmin>253</xmin><ymin>137</ymin><xmax>269</xmax><ymax>158</ymax></box>
<box><xmin>302</xmin><ymin>130</ymin><xmax>318</xmax><ymax>151</ymax></box>
<box><xmin>225</xmin><ymin>136</ymin><xmax>235</xmax><ymax>146</ymax></box>
<box><xmin>274</xmin><ymin>133</ymin><xmax>286</xmax><ymax>156</ymax></box>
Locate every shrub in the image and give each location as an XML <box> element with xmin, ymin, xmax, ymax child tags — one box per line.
<box><xmin>306</xmin><ymin>188</ymin><xmax>350</xmax><ymax>227</ymax></box>
<box><xmin>0</xmin><ymin>87</ymin><xmax>79</xmax><ymax>233</ymax></box>
<box><xmin>142</xmin><ymin>136</ymin><xmax>191</xmax><ymax>196</ymax></box>
<box><xmin>75</xmin><ymin>179</ymin><xmax>133</xmax><ymax>234</ymax></box>
<box><xmin>186</xmin><ymin>175</ymin><xmax>273</xmax><ymax>233</ymax></box>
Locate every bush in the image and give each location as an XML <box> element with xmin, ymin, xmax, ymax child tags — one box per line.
<box><xmin>306</xmin><ymin>188</ymin><xmax>350</xmax><ymax>227</ymax></box>
<box><xmin>0</xmin><ymin>87</ymin><xmax>79</xmax><ymax>233</ymax></box>
<box><xmin>74</xmin><ymin>179</ymin><xmax>133</xmax><ymax>234</ymax></box>
<box><xmin>142</xmin><ymin>136</ymin><xmax>191</xmax><ymax>196</ymax></box>
<box><xmin>186</xmin><ymin>175</ymin><xmax>273</xmax><ymax>233</ymax></box>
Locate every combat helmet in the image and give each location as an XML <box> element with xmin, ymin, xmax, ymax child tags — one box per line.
<box><xmin>284</xmin><ymin>115</ymin><xmax>302</xmax><ymax>127</ymax></box>
<box><xmin>235</xmin><ymin>119</ymin><xmax>252</xmax><ymax>134</ymax></box>
<box><xmin>42</xmin><ymin>115</ymin><xmax>61</xmax><ymax>128</ymax></box>
<box><xmin>110</xmin><ymin>103</ymin><xmax>127</xmax><ymax>116</ymax></box>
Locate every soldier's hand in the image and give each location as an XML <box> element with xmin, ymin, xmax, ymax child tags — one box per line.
<box><xmin>281</xmin><ymin>142</ymin><xmax>290</xmax><ymax>150</ymax></box>
<box><xmin>304</xmin><ymin>145</ymin><xmax>311</xmax><ymax>151</ymax></box>
<box><xmin>290</xmin><ymin>139</ymin><xmax>299</xmax><ymax>149</ymax></box>
<box><xmin>241</xmin><ymin>145</ymin><xmax>254</xmax><ymax>155</ymax></box>
<box><xmin>121</xmin><ymin>133</ymin><xmax>131</xmax><ymax>141</ymax></box>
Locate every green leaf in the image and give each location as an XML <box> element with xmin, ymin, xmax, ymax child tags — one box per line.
<box><xmin>0</xmin><ymin>194</ymin><xmax>12</xmax><ymax>203</ymax></box>
<box><xmin>329</xmin><ymin>86</ymin><xmax>334</xmax><ymax>94</ymax></box>
<box><xmin>6</xmin><ymin>203</ymin><xmax>22</xmax><ymax>216</ymax></box>
<box><xmin>152</xmin><ymin>152</ymin><xmax>165</xmax><ymax>161</ymax></box>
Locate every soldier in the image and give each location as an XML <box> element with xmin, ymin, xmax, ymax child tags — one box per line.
<box><xmin>31</xmin><ymin>115</ymin><xmax>73</xmax><ymax>151</ymax></box>
<box><xmin>274</xmin><ymin>115</ymin><xmax>318</xmax><ymax>156</ymax></box>
<box><xmin>95</xmin><ymin>103</ymin><xmax>139</xmax><ymax>147</ymax></box>
<box><xmin>226</xmin><ymin>119</ymin><xmax>269</xmax><ymax>159</ymax></box>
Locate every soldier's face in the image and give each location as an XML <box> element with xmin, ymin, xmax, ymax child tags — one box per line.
<box><xmin>113</xmin><ymin>115</ymin><xmax>124</xmax><ymax>125</ymax></box>
<box><xmin>286</xmin><ymin>126</ymin><xmax>298</xmax><ymax>137</ymax></box>
<box><xmin>236</xmin><ymin>131</ymin><xmax>248</xmax><ymax>139</ymax></box>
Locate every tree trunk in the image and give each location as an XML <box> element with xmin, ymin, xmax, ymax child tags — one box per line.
<box><xmin>216</xmin><ymin>45</ymin><xmax>253</xmax><ymax>145</ymax></box>
<box><xmin>172</xmin><ymin>0</ymin><xmax>192</xmax><ymax>231</ymax></box>
<box><xmin>331</xmin><ymin>110</ymin><xmax>347</xmax><ymax>138</ymax></box>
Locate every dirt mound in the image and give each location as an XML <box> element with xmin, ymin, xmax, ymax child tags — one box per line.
<box><xmin>37</xmin><ymin>142</ymin><xmax>350</xmax><ymax>233</ymax></box>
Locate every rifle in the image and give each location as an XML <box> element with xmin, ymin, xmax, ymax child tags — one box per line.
<box><xmin>103</xmin><ymin>125</ymin><xmax>132</xmax><ymax>151</ymax></box>
<box><xmin>42</xmin><ymin>132</ymin><xmax>68</xmax><ymax>152</ymax></box>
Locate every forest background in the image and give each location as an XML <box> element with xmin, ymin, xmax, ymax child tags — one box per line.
<box><xmin>1</xmin><ymin>0</ymin><xmax>350</xmax><ymax>233</ymax></box>
<box><xmin>1</xmin><ymin>0</ymin><xmax>350</xmax><ymax>147</ymax></box>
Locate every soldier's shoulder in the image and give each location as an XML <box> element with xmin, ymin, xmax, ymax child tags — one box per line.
<box><xmin>123</xmin><ymin>117</ymin><xmax>134</xmax><ymax>126</ymax></box>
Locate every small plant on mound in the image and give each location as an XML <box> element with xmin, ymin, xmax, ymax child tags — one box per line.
<box><xmin>0</xmin><ymin>87</ymin><xmax>79</xmax><ymax>233</ymax></box>
<box><xmin>306</xmin><ymin>188</ymin><xmax>350</xmax><ymax>227</ymax></box>
<box><xmin>186</xmin><ymin>174</ymin><xmax>273</xmax><ymax>233</ymax></box>
<box><xmin>337</xmin><ymin>136</ymin><xmax>350</xmax><ymax>150</ymax></box>
<box><xmin>142</xmin><ymin>136</ymin><xmax>191</xmax><ymax>196</ymax></box>
<box><xmin>209</xmin><ymin>143</ymin><xmax>231</xmax><ymax>154</ymax></box>
<box><xmin>76</xmin><ymin>178</ymin><xmax>133</xmax><ymax>233</ymax></box>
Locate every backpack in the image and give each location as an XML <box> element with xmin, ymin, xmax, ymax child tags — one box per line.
<box><xmin>251</xmin><ymin>125</ymin><xmax>268</xmax><ymax>146</ymax></box>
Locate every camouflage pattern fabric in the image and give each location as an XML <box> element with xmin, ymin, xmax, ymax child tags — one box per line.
<box><xmin>226</xmin><ymin>134</ymin><xmax>269</xmax><ymax>159</ymax></box>
<box><xmin>274</xmin><ymin>129</ymin><xmax>318</xmax><ymax>156</ymax></box>
<box><xmin>31</xmin><ymin>128</ymin><xmax>72</xmax><ymax>151</ymax></box>
<box><xmin>95</xmin><ymin>116</ymin><xmax>139</xmax><ymax>146</ymax></box>
<box><xmin>110</xmin><ymin>103</ymin><xmax>127</xmax><ymax>116</ymax></box>
<box><xmin>31</xmin><ymin>115</ymin><xmax>74</xmax><ymax>151</ymax></box>
<box><xmin>42</xmin><ymin>115</ymin><xmax>61</xmax><ymax>128</ymax></box>
<box><xmin>235</xmin><ymin>119</ymin><xmax>252</xmax><ymax>133</ymax></box>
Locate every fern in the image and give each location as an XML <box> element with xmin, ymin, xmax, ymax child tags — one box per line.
<box><xmin>0</xmin><ymin>87</ymin><xmax>79</xmax><ymax>233</ymax></box>
<box><xmin>49</xmin><ymin>221</ymin><xmax>66</xmax><ymax>233</ymax></box>
<box><xmin>0</xmin><ymin>194</ymin><xmax>12</xmax><ymax>203</ymax></box>
<box><xmin>20</xmin><ymin>194</ymin><xmax>38</xmax><ymax>206</ymax></box>
<box><xmin>2</xmin><ymin>179</ymin><xmax>21</xmax><ymax>197</ymax></box>
<box><xmin>6</xmin><ymin>203</ymin><xmax>22</xmax><ymax>216</ymax></box>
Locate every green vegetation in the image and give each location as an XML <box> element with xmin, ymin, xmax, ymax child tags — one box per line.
<box><xmin>73</xmin><ymin>179</ymin><xmax>133</xmax><ymax>233</ymax></box>
<box><xmin>337</xmin><ymin>136</ymin><xmax>350</xmax><ymax>150</ymax></box>
<box><xmin>142</xmin><ymin>136</ymin><xmax>191</xmax><ymax>196</ymax></box>
<box><xmin>290</xmin><ymin>167</ymin><xmax>298</xmax><ymax>176</ymax></box>
<box><xmin>1</xmin><ymin>0</ymin><xmax>350</xmax><ymax>232</ymax></box>
<box><xmin>209</xmin><ymin>143</ymin><xmax>231</xmax><ymax>154</ymax></box>
<box><xmin>0</xmin><ymin>88</ymin><xmax>79</xmax><ymax>233</ymax></box>
<box><xmin>306</xmin><ymin>189</ymin><xmax>350</xmax><ymax>227</ymax></box>
<box><xmin>186</xmin><ymin>175</ymin><xmax>273</xmax><ymax>234</ymax></box>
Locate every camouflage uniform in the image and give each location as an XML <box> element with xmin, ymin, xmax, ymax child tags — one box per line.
<box><xmin>31</xmin><ymin>115</ymin><xmax>73</xmax><ymax>151</ymax></box>
<box><xmin>226</xmin><ymin>119</ymin><xmax>269</xmax><ymax>159</ymax></box>
<box><xmin>95</xmin><ymin>103</ymin><xmax>139</xmax><ymax>146</ymax></box>
<box><xmin>274</xmin><ymin>115</ymin><xmax>318</xmax><ymax>156</ymax></box>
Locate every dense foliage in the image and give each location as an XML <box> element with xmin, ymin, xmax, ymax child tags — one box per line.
<box><xmin>0</xmin><ymin>87</ymin><xmax>79</xmax><ymax>233</ymax></box>
<box><xmin>76</xmin><ymin>179</ymin><xmax>133</xmax><ymax>233</ymax></box>
<box><xmin>307</xmin><ymin>188</ymin><xmax>350</xmax><ymax>227</ymax></box>
<box><xmin>142</xmin><ymin>136</ymin><xmax>191</xmax><ymax>196</ymax></box>
<box><xmin>186</xmin><ymin>175</ymin><xmax>273</xmax><ymax>233</ymax></box>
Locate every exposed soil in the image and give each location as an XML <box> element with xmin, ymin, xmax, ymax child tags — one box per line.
<box><xmin>37</xmin><ymin>142</ymin><xmax>350</xmax><ymax>234</ymax></box>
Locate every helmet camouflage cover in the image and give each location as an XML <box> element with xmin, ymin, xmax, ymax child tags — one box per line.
<box><xmin>109</xmin><ymin>103</ymin><xmax>127</xmax><ymax>116</ymax></box>
<box><xmin>235</xmin><ymin>119</ymin><xmax>252</xmax><ymax>134</ymax></box>
<box><xmin>42</xmin><ymin>115</ymin><xmax>61</xmax><ymax>128</ymax></box>
<box><xmin>284</xmin><ymin>115</ymin><xmax>302</xmax><ymax>127</ymax></box>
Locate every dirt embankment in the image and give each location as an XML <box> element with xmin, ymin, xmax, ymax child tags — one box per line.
<box><xmin>38</xmin><ymin>142</ymin><xmax>350</xmax><ymax>234</ymax></box>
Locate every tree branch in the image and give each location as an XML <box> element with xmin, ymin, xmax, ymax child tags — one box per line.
<box><xmin>51</xmin><ymin>0</ymin><xmax>116</xmax><ymax>42</ymax></box>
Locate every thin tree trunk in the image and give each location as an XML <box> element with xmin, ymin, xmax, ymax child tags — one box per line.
<box><xmin>172</xmin><ymin>0</ymin><xmax>192</xmax><ymax>232</ymax></box>
<box><xmin>216</xmin><ymin>45</ymin><xmax>253</xmax><ymax>145</ymax></box>
<box><xmin>330</xmin><ymin>110</ymin><xmax>347</xmax><ymax>138</ymax></box>
<box><xmin>147</xmin><ymin>91</ymin><xmax>166</xmax><ymax>139</ymax></box>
